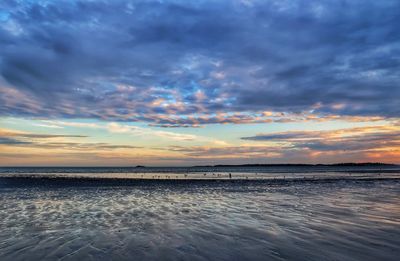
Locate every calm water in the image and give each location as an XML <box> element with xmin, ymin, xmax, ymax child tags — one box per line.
<box><xmin>1</xmin><ymin>165</ymin><xmax>400</xmax><ymax>174</ymax></box>
<box><xmin>1</xmin><ymin>165</ymin><xmax>400</xmax><ymax>181</ymax></box>
<box><xmin>0</xmin><ymin>167</ymin><xmax>399</xmax><ymax>260</ymax></box>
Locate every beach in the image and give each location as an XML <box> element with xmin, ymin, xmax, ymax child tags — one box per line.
<box><xmin>1</xmin><ymin>0</ymin><xmax>399</xmax><ymax>260</ymax></box>
<box><xmin>0</xmin><ymin>170</ymin><xmax>399</xmax><ymax>261</ymax></box>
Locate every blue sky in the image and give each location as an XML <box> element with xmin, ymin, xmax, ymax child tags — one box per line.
<box><xmin>0</xmin><ymin>0</ymin><xmax>399</xmax><ymax>166</ymax></box>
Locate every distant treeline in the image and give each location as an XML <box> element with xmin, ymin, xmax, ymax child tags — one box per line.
<box><xmin>197</xmin><ymin>163</ymin><xmax>397</xmax><ymax>168</ymax></box>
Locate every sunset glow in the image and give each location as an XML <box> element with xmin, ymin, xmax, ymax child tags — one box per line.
<box><xmin>0</xmin><ymin>0</ymin><xmax>399</xmax><ymax>166</ymax></box>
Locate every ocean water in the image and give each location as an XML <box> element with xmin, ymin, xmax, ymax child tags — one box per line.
<box><xmin>0</xmin><ymin>165</ymin><xmax>399</xmax><ymax>181</ymax></box>
<box><xmin>1</xmin><ymin>165</ymin><xmax>399</xmax><ymax>174</ymax></box>
<box><xmin>0</xmin><ymin>167</ymin><xmax>399</xmax><ymax>260</ymax></box>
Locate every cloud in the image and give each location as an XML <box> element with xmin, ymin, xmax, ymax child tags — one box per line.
<box><xmin>242</xmin><ymin>132</ymin><xmax>319</xmax><ymax>141</ymax></box>
<box><xmin>36</xmin><ymin>142</ymin><xmax>142</xmax><ymax>150</ymax></box>
<box><xmin>107</xmin><ymin>122</ymin><xmax>206</xmax><ymax>142</ymax></box>
<box><xmin>154</xmin><ymin>125</ymin><xmax>400</xmax><ymax>163</ymax></box>
<box><xmin>0</xmin><ymin>136</ymin><xmax>32</xmax><ymax>145</ymax></box>
<box><xmin>0</xmin><ymin>128</ymin><xmax>87</xmax><ymax>138</ymax></box>
<box><xmin>165</xmin><ymin>145</ymin><xmax>284</xmax><ymax>158</ymax></box>
<box><xmin>40</xmin><ymin>120</ymin><xmax>102</xmax><ymax>129</ymax></box>
<box><xmin>0</xmin><ymin>128</ymin><xmax>142</xmax><ymax>150</ymax></box>
<box><xmin>0</xmin><ymin>0</ymin><xmax>399</xmax><ymax>126</ymax></box>
<box><xmin>28</xmin><ymin>120</ymin><xmax>218</xmax><ymax>142</ymax></box>
<box><xmin>241</xmin><ymin>125</ymin><xmax>400</xmax><ymax>153</ymax></box>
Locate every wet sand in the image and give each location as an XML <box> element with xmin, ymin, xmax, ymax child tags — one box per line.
<box><xmin>1</xmin><ymin>169</ymin><xmax>399</xmax><ymax>181</ymax></box>
<box><xmin>0</xmin><ymin>176</ymin><xmax>399</xmax><ymax>261</ymax></box>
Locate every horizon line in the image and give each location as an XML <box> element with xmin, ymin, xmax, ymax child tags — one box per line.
<box><xmin>1</xmin><ymin>162</ymin><xmax>398</xmax><ymax>168</ymax></box>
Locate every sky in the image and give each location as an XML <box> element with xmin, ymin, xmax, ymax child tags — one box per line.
<box><xmin>0</xmin><ymin>0</ymin><xmax>399</xmax><ymax>166</ymax></box>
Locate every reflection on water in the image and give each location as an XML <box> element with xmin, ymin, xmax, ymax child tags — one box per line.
<box><xmin>1</xmin><ymin>165</ymin><xmax>399</xmax><ymax>181</ymax></box>
<box><xmin>0</xmin><ymin>179</ymin><xmax>399</xmax><ymax>260</ymax></box>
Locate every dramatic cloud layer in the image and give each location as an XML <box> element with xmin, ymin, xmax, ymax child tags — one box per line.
<box><xmin>155</xmin><ymin>125</ymin><xmax>400</xmax><ymax>163</ymax></box>
<box><xmin>240</xmin><ymin>125</ymin><xmax>400</xmax><ymax>160</ymax></box>
<box><xmin>1</xmin><ymin>0</ymin><xmax>399</xmax><ymax>126</ymax></box>
<box><xmin>0</xmin><ymin>1</ymin><xmax>399</xmax><ymax>166</ymax></box>
<box><xmin>0</xmin><ymin>122</ymin><xmax>399</xmax><ymax>165</ymax></box>
<box><xmin>0</xmin><ymin>128</ymin><xmax>141</xmax><ymax>150</ymax></box>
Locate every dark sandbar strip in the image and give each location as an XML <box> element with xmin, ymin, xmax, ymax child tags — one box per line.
<box><xmin>0</xmin><ymin>175</ymin><xmax>399</xmax><ymax>188</ymax></box>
